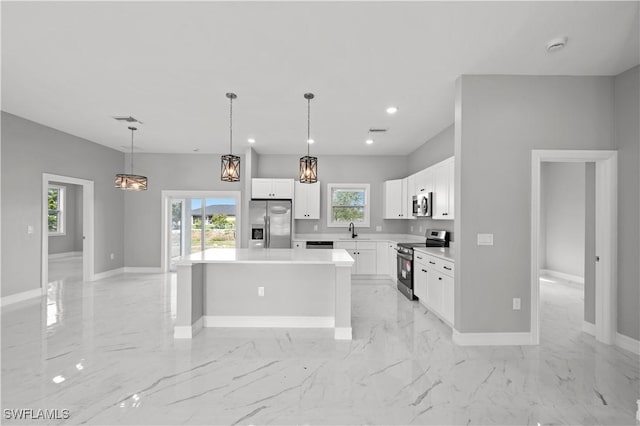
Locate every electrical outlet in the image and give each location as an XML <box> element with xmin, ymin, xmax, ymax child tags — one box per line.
<box><xmin>110</xmin><ymin>253</ymin><xmax>115</xmax><ymax>260</ymax></box>
<box><xmin>376</xmin><ymin>226</ymin><xmax>382</xmax><ymax>232</ymax></box>
<box><xmin>27</xmin><ymin>225</ymin><xmax>34</xmax><ymax>234</ymax></box>
<box><xmin>513</xmin><ymin>298</ymin><xmax>521</xmax><ymax>310</ymax></box>
<box><xmin>477</xmin><ymin>233</ymin><xmax>494</xmax><ymax>246</ymax></box>
<box><xmin>258</xmin><ymin>286</ymin><xmax>264</xmax><ymax>297</ymax></box>
<box><xmin>313</xmin><ymin>225</ymin><xmax>318</xmax><ymax>231</ymax></box>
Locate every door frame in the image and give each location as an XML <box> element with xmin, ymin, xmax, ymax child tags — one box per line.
<box><xmin>160</xmin><ymin>190</ymin><xmax>242</xmax><ymax>272</ymax></box>
<box><xmin>41</xmin><ymin>173</ymin><xmax>95</xmax><ymax>288</ymax></box>
<box><xmin>530</xmin><ymin>150</ymin><xmax>617</xmax><ymax>345</ymax></box>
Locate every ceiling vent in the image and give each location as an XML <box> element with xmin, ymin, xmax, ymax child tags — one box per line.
<box><xmin>113</xmin><ymin>116</ymin><xmax>143</xmax><ymax>124</ymax></box>
<box><xmin>368</xmin><ymin>128</ymin><xmax>388</xmax><ymax>133</ymax></box>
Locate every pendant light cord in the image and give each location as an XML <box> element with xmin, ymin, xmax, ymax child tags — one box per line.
<box><xmin>229</xmin><ymin>95</ymin><xmax>233</xmax><ymax>155</ymax></box>
<box><xmin>129</xmin><ymin>126</ymin><xmax>136</xmax><ymax>174</ymax></box>
<box><xmin>307</xmin><ymin>97</ymin><xmax>311</xmax><ymax>157</ymax></box>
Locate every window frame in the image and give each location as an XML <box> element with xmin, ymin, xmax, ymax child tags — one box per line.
<box><xmin>326</xmin><ymin>183</ymin><xmax>370</xmax><ymax>228</ymax></box>
<box><xmin>48</xmin><ymin>185</ymin><xmax>66</xmax><ymax>236</ymax></box>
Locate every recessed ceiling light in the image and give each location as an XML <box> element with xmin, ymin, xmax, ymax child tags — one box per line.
<box><xmin>546</xmin><ymin>36</ymin><xmax>568</xmax><ymax>52</ymax></box>
<box><xmin>248</xmin><ymin>138</ymin><xmax>256</xmax><ymax>144</ymax></box>
<box><xmin>192</xmin><ymin>148</ymin><xmax>199</xmax><ymax>152</ymax></box>
<box><xmin>366</xmin><ymin>139</ymin><xmax>374</xmax><ymax>145</ymax></box>
<box><xmin>386</xmin><ymin>106</ymin><xmax>398</xmax><ymax>115</ymax></box>
<box><xmin>307</xmin><ymin>139</ymin><xmax>315</xmax><ymax>144</ymax></box>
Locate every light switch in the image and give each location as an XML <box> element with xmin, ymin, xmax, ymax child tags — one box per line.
<box><xmin>258</xmin><ymin>286</ymin><xmax>264</xmax><ymax>297</ymax></box>
<box><xmin>376</xmin><ymin>226</ymin><xmax>382</xmax><ymax>232</ymax></box>
<box><xmin>27</xmin><ymin>225</ymin><xmax>34</xmax><ymax>235</ymax></box>
<box><xmin>512</xmin><ymin>298</ymin><xmax>521</xmax><ymax>310</ymax></box>
<box><xmin>477</xmin><ymin>233</ymin><xmax>494</xmax><ymax>246</ymax></box>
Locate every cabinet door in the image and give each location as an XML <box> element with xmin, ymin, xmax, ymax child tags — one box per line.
<box><xmin>294</xmin><ymin>182</ymin><xmax>307</xmax><ymax>219</ymax></box>
<box><xmin>415</xmin><ymin>168</ymin><xmax>433</xmax><ymax>194</ymax></box>
<box><xmin>356</xmin><ymin>249</ymin><xmax>377</xmax><ymax>275</ymax></box>
<box><xmin>376</xmin><ymin>242</ymin><xmax>389</xmax><ymax>276</ymax></box>
<box><xmin>426</xmin><ymin>270</ymin><xmax>444</xmax><ymax>314</ymax></box>
<box><xmin>252</xmin><ymin>179</ymin><xmax>273</xmax><ymax>199</ymax></box>
<box><xmin>384</xmin><ymin>180</ymin><xmax>403</xmax><ymax>219</ymax></box>
<box><xmin>401</xmin><ymin>177</ymin><xmax>408</xmax><ymax>218</ymax></box>
<box><xmin>305</xmin><ymin>181</ymin><xmax>320</xmax><ymax>219</ymax></box>
<box><xmin>406</xmin><ymin>175</ymin><xmax>416</xmax><ymax>220</ymax></box>
<box><xmin>272</xmin><ymin>179</ymin><xmax>293</xmax><ymax>199</ymax></box>
<box><xmin>414</xmin><ymin>262</ymin><xmax>428</xmax><ymax>304</ymax></box>
<box><xmin>388</xmin><ymin>244</ymin><xmax>398</xmax><ymax>280</ymax></box>
<box><xmin>441</xmin><ymin>274</ymin><xmax>454</xmax><ymax>325</ymax></box>
<box><xmin>432</xmin><ymin>163</ymin><xmax>449</xmax><ymax>219</ymax></box>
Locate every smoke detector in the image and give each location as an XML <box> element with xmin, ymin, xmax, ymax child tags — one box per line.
<box><xmin>546</xmin><ymin>36</ymin><xmax>568</xmax><ymax>52</ymax></box>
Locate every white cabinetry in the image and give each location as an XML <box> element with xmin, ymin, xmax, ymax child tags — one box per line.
<box><xmin>406</xmin><ymin>174</ymin><xmax>416</xmax><ymax>220</ymax></box>
<box><xmin>334</xmin><ymin>241</ymin><xmax>377</xmax><ymax>275</ymax></box>
<box><xmin>376</xmin><ymin>242</ymin><xmax>389</xmax><ymax>276</ymax></box>
<box><xmin>293</xmin><ymin>241</ymin><xmax>305</xmax><ymax>250</ymax></box>
<box><xmin>415</xmin><ymin>168</ymin><xmax>433</xmax><ymax>195</ymax></box>
<box><xmin>294</xmin><ymin>181</ymin><xmax>320</xmax><ymax>219</ymax></box>
<box><xmin>432</xmin><ymin>157</ymin><xmax>454</xmax><ymax>219</ymax></box>
<box><xmin>416</xmin><ymin>250</ymin><xmax>455</xmax><ymax>326</ymax></box>
<box><xmin>252</xmin><ymin>178</ymin><xmax>294</xmax><ymax>199</ymax></box>
<box><xmin>384</xmin><ymin>179</ymin><xmax>409</xmax><ymax>219</ymax></box>
<box><xmin>388</xmin><ymin>242</ymin><xmax>398</xmax><ymax>280</ymax></box>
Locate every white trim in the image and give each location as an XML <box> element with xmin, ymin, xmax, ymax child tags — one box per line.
<box><xmin>204</xmin><ymin>315</ymin><xmax>335</xmax><ymax>328</ymax></box>
<box><xmin>540</xmin><ymin>269</ymin><xmax>584</xmax><ymax>284</ymax></box>
<box><xmin>174</xmin><ymin>317</ymin><xmax>204</xmax><ymax>339</ymax></box>
<box><xmin>582</xmin><ymin>321</ymin><xmax>596</xmax><ymax>336</ymax></box>
<box><xmin>334</xmin><ymin>327</ymin><xmax>352</xmax><ymax>340</ymax></box>
<box><xmin>326</xmin><ymin>183</ymin><xmax>371</xmax><ymax>228</ymax></box>
<box><xmin>42</xmin><ymin>174</ymin><xmax>95</xmax><ymax>286</ymax></box>
<box><xmin>92</xmin><ymin>267</ymin><xmax>124</xmax><ymax>281</ymax></box>
<box><xmin>161</xmin><ymin>190</ymin><xmax>243</xmax><ymax>273</ymax></box>
<box><xmin>452</xmin><ymin>330</ymin><xmax>535</xmax><ymax>346</ymax></box>
<box><xmin>531</xmin><ymin>150</ymin><xmax>617</xmax><ymax>346</ymax></box>
<box><xmin>48</xmin><ymin>251</ymin><xmax>83</xmax><ymax>260</ymax></box>
<box><xmin>615</xmin><ymin>332</ymin><xmax>640</xmax><ymax>355</ymax></box>
<box><xmin>1</xmin><ymin>288</ymin><xmax>44</xmax><ymax>307</ymax></box>
<box><xmin>123</xmin><ymin>267</ymin><xmax>162</xmax><ymax>274</ymax></box>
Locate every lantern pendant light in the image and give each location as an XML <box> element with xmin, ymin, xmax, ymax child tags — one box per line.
<box><xmin>221</xmin><ymin>92</ymin><xmax>240</xmax><ymax>182</ymax></box>
<box><xmin>115</xmin><ymin>126</ymin><xmax>148</xmax><ymax>191</ymax></box>
<box><xmin>299</xmin><ymin>92</ymin><xmax>317</xmax><ymax>183</ymax></box>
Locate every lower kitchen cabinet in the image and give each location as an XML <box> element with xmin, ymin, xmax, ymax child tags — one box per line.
<box><xmin>414</xmin><ymin>259</ymin><xmax>428</xmax><ymax>302</ymax></box>
<box><xmin>416</xmin><ymin>251</ymin><xmax>455</xmax><ymax>326</ymax></box>
<box><xmin>376</xmin><ymin>242</ymin><xmax>389</xmax><ymax>276</ymax></box>
<box><xmin>388</xmin><ymin>242</ymin><xmax>398</xmax><ymax>280</ymax></box>
<box><xmin>441</xmin><ymin>273</ymin><xmax>454</xmax><ymax>324</ymax></box>
<box><xmin>334</xmin><ymin>241</ymin><xmax>377</xmax><ymax>275</ymax></box>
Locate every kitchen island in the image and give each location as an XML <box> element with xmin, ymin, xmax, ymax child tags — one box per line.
<box><xmin>174</xmin><ymin>248</ymin><xmax>355</xmax><ymax>340</ymax></box>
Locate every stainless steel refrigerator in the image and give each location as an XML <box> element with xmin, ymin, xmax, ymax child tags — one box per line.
<box><xmin>249</xmin><ymin>200</ymin><xmax>292</xmax><ymax>248</ymax></box>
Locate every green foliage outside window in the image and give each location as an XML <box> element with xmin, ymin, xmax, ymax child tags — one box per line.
<box><xmin>48</xmin><ymin>188</ymin><xmax>61</xmax><ymax>232</ymax></box>
<box><xmin>332</xmin><ymin>190</ymin><xmax>365</xmax><ymax>223</ymax></box>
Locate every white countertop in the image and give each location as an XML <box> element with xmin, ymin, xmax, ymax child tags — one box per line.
<box><xmin>176</xmin><ymin>248</ymin><xmax>355</xmax><ymax>267</ymax></box>
<box><xmin>414</xmin><ymin>247</ymin><xmax>455</xmax><ymax>262</ymax></box>
<box><xmin>293</xmin><ymin>233</ymin><xmax>425</xmax><ymax>243</ymax></box>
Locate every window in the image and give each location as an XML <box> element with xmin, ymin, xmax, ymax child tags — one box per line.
<box><xmin>327</xmin><ymin>183</ymin><xmax>370</xmax><ymax>227</ymax></box>
<box><xmin>48</xmin><ymin>185</ymin><xmax>65</xmax><ymax>235</ymax></box>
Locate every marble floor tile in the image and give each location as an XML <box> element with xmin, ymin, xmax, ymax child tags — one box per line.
<box><xmin>1</xmin><ymin>259</ymin><xmax>638</xmax><ymax>425</ymax></box>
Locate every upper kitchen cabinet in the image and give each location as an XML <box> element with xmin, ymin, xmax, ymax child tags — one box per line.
<box><xmin>415</xmin><ymin>168</ymin><xmax>434</xmax><ymax>195</ymax></box>
<box><xmin>383</xmin><ymin>179</ymin><xmax>408</xmax><ymax>219</ymax></box>
<box><xmin>432</xmin><ymin>157</ymin><xmax>454</xmax><ymax>220</ymax></box>
<box><xmin>405</xmin><ymin>174</ymin><xmax>416</xmax><ymax>220</ymax></box>
<box><xmin>294</xmin><ymin>181</ymin><xmax>320</xmax><ymax>219</ymax></box>
<box><xmin>252</xmin><ymin>178</ymin><xmax>294</xmax><ymax>199</ymax></box>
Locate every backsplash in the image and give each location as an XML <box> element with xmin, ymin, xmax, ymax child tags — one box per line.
<box><xmin>406</xmin><ymin>217</ymin><xmax>454</xmax><ymax>241</ymax></box>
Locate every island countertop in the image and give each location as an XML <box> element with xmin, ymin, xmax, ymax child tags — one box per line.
<box><xmin>176</xmin><ymin>248</ymin><xmax>355</xmax><ymax>267</ymax></box>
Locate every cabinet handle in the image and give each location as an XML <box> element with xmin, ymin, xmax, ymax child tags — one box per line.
<box><xmin>443</xmin><ymin>266</ymin><xmax>452</xmax><ymax>270</ymax></box>
<box><xmin>429</xmin><ymin>261</ymin><xmax>436</xmax><ymax>265</ymax></box>
<box><xmin>438</xmin><ymin>277</ymin><xmax>443</xmax><ymax>280</ymax></box>
<box><xmin>443</xmin><ymin>213</ymin><xmax>448</xmax><ymax>216</ymax></box>
<box><xmin>416</xmin><ymin>256</ymin><xmax>423</xmax><ymax>260</ymax></box>
<box><xmin>422</xmin><ymin>269</ymin><xmax>427</xmax><ymax>272</ymax></box>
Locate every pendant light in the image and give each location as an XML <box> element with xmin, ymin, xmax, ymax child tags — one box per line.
<box><xmin>221</xmin><ymin>92</ymin><xmax>240</xmax><ymax>182</ymax></box>
<box><xmin>299</xmin><ymin>92</ymin><xmax>317</xmax><ymax>183</ymax></box>
<box><xmin>115</xmin><ymin>126</ymin><xmax>148</xmax><ymax>191</ymax></box>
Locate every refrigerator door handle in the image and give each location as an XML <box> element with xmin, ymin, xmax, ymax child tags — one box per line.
<box><xmin>265</xmin><ymin>215</ymin><xmax>270</xmax><ymax>248</ymax></box>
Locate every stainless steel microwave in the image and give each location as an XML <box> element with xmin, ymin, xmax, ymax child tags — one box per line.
<box><xmin>416</xmin><ymin>192</ymin><xmax>432</xmax><ymax>217</ymax></box>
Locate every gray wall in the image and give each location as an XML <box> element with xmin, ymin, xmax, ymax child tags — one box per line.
<box><xmin>123</xmin><ymin>153</ymin><xmax>244</xmax><ymax>267</ymax></box>
<box><xmin>405</xmin><ymin>124</ymin><xmax>455</xmax><ymax>239</ymax></box>
<box><xmin>614</xmin><ymin>65</ymin><xmax>640</xmax><ymax>341</ymax></box>
<box><xmin>48</xmin><ymin>182</ymin><xmax>84</xmax><ymax>254</ymax></box>
<box><xmin>1</xmin><ymin>112</ymin><xmax>125</xmax><ymax>297</ymax></box>
<box><xmin>257</xmin><ymin>155</ymin><xmax>408</xmax><ymax>235</ymax></box>
<box><xmin>455</xmin><ymin>75</ymin><xmax>615</xmax><ymax>334</ymax></box>
<box><xmin>540</xmin><ymin>163</ymin><xmax>585</xmax><ymax>278</ymax></box>
<box><xmin>584</xmin><ymin>163</ymin><xmax>596</xmax><ymax>325</ymax></box>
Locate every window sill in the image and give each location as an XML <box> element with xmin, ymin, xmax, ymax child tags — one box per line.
<box><xmin>49</xmin><ymin>232</ymin><xmax>66</xmax><ymax>237</ymax></box>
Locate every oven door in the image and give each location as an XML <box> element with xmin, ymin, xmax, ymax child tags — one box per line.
<box><xmin>397</xmin><ymin>251</ymin><xmax>415</xmax><ymax>299</ymax></box>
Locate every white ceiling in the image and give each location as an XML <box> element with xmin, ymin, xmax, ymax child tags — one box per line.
<box><xmin>2</xmin><ymin>1</ymin><xmax>638</xmax><ymax>156</ymax></box>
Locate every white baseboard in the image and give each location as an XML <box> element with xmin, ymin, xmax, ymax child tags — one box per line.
<box><xmin>204</xmin><ymin>315</ymin><xmax>335</xmax><ymax>328</ymax></box>
<box><xmin>124</xmin><ymin>267</ymin><xmax>162</xmax><ymax>273</ymax></box>
<box><xmin>452</xmin><ymin>330</ymin><xmax>535</xmax><ymax>346</ymax></box>
<box><xmin>48</xmin><ymin>251</ymin><xmax>82</xmax><ymax>259</ymax></box>
<box><xmin>335</xmin><ymin>327</ymin><xmax>352</xmax><ymax>340</ymax></box>
<box><xmin>91</xmin><ymin>267</ymin><xmax>124</xmax><ymax>281</ymax></box>
<box><xmin>174</xmin><ymin>317</ymin><xmax>204</xmax><ymax>339</ymax></box>
<box><xmin>540</xmin><ymin>269</ymin><xmax>584</xmax><ymax>284</ymax></box>
<box><xmin>582</xmin><ymin>321</ymin><xmax>596</xmax><ymax>336</ymax></box>
<box><xmin>616</xmin><ymin>332</ymin><xmax>640</xmax><ymax>355</ymax></box>
<box><xmin>1</xmin><ymin>288</ymin><xmax>44</xmax><ymax>307</ymax></box>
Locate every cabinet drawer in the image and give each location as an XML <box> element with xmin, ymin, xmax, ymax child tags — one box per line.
<box><xmin>356</xmin><ymin>241</ymin><xmax>377</xmax><ymax>250</ymax></box>
<box><xmin>335</xmin><ymin>241</ymin><xmax>356</xmax><ymax>250</ymax></box>
<box><xmin>424</xmin><ymin>255</ymin><xmax>455</xmax><ymax>277</ymax></box>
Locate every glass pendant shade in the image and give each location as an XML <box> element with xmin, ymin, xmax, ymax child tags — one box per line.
<box><xmin>300</xmin><ymin>92</ymin><xmax>318</xmax><ymax>183</ymax></box>
<box><xmin>299</xmin><ymin>155</ymin><xmax>317</xmax><ymax>183</ymax></box>
<box><xmin>115</xmin><ymin>126</ymin><xmax>147</xmax><ymax>191</ymax></box>
<box><xmin>221</xmin><ymin>154</ymin><xmax>241</xmax><ymax>182</ymax></box>
<box><xmin>221</xmin><ymin>92</ymin><xmax>240</xmax><ymax>182</ymax></box>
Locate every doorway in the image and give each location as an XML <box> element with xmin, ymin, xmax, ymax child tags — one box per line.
<box><xmin>41</xmin><ymin>174</ymin><xmax>94</xmax><ymax>289</ymax></box>
<box><xmin>531</xmin><ymin>150</ymin><xmax>617</xmax><ymax>345</ymax></box>
<box><xmin>161</xmin><ymin>191</ymin><xmax>242</xmax><ymax>272</ymax></box>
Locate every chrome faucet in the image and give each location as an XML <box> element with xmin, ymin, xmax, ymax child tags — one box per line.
<box><xmin>348</xmin><ymin>222</ymin><xmax>358</xmax><ymax>239</ymax></box>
